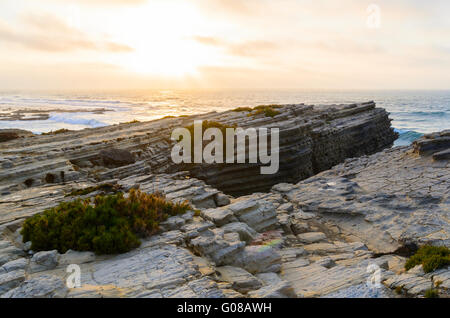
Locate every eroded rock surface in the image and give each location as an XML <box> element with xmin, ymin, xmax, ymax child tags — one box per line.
<box><xmin>0</xmin><ymin>104</ymin><xmax>448</xmax><ymax>298</ymax></box>
<box><xmin>0</xmin><ymin>101</ymin><xmax>396</xmax><ymax>196</ymax></box>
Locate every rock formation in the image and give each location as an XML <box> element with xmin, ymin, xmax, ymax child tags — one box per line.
<box><xmin>0</xmin><ymin>102</ymin><xmax>448</xmax><ymax>298</ymax></box>
<box><xmin>0</xmin><ymin>101</ymin><xmax>397</xmax><ymax>196</ymax></box>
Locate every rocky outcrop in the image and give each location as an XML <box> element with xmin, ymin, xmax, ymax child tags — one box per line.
<box><xmin>1</xmin><ymin>101</ymin><xmax>448</xmax><ymax>298</ymax></box>
<box><xmin>0</xmin><ymin>101</ymin><xmax>396</xmax><ymax>196</ymax></box>
<box><xmin>278</xmin><ymin>139</ymin><xmax>449</xmax><ymax>253</ymax></box>
<box><xmin>0</xmin><ymin>143</ymin><xmax>448</xmax><ymax>298</ymax></box>
<box><xmin>0</xmin><ymin>129</ymin><xmax>34</xmax><ymax>143</ymax></box>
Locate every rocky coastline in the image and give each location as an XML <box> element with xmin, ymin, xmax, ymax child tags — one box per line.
<box><xmin>0</xmin><ymin>102</ymin><xmax>448</xmax><ymax>298</ymax></box>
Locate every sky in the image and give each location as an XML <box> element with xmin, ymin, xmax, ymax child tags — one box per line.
<box><xmin>0</xmin><ymin>0</ymin><xmax>450</xmax><ymax>90</ymax></box>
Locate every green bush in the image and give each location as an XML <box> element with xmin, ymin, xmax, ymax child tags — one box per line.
<box><xmin>405</xmin><ymin>245</ymin><xmax>450</xmax><ymax>273</ymax></box>
<box><xmin>425</xmin><ymin>288</ymin><xmax>439</xmax><ymax>298</ymax></box>
<box><xmin>248</xmin><ymin>105</ymin><xmax>281</xmax><ymax>118</ymax></box>
<box><xmin>21</xmin><ymin>189</ymin><xmax>191</xmax><ymax>255</ymax></box>
<box><xmin>232</xmin><ymin>107</ymin><xmax>252</xmax><ymax>112</ymax></box>
<box><xmin>42</xmin><ymin>129</ymin><xmax>71</xmax><ymax>135</ymax></box>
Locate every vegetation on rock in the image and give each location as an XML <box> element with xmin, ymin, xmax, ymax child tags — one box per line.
<box><xmin>21</xmin><ymin>189</ymin><xmax>191</xmax><ymax>255</ymax></box>
<box><xmin>41</xmin><ymin>129</ymin><xmax>71</xmax><ymax>135</ymax></box>
<box><xmin>405</xmin><ymin>245</ymin><xmax>450</xmax><ymax>273</ymax></box>
<box><xmin>424</xmin><ymin>288</ymin><xmax>439</xmax><ymax>298</ymax></box>
<box><xmin>232</xmin><ymin>107</ymin><xmax>253</xmax><ymax>112</ymax></box>
<box><xmin>248</xmin><ymin>105</ymin><xmax>281</xmax><ymax>117</ymax></box>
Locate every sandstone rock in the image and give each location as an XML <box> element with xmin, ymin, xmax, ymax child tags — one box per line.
<box><xmin>227</xmin><ymin>196</ymin><xmax>278</xmax><ymax>232</ymax></box>
<box><xmin>247</xmin><ymin>280</ymin><xmax>296</xmax><ymax>298</ymax></box>
<box><xmin>279</xmin><ymin>247</ymin><xmax>306</xmax><ymax>262</ymax></box>
<box><xmin>99</xmin><ymin>148</ymin><xmax>135</xmax><ymax>167</ymax></box>
<box><xmin>189</xmin><ymin>229</ymin><xmax>245</xmax><ymax>266</ymax></box>
<box><xmin>216</xmin><ymin>266</ymin><xmax>262</xmax><ymax>293</ymax></box>
<box><xmin>30</xmin><ymin>250</ymin><xmax>59</xmax><ymax>273</ymax></box>
<box><xmin>282</xmin><ymin>142</ymin><xmax>449</xmax><ymax>252</ymax></box>
<box><xmin>383</xmin><ymin>273</ymin><xmax>431</xmax><ymax>296</ymax></box>
<box><xmin>160</xmin><ymin>216</ymin><xmax>186</xmax><ymax>231</ymax></box>
<box><xmin>256</xmin><ymin>272</ymin><xmax>283</xmax><ymax>285</ymax></box>
<box><xmin>1</xmin><ymin>258</ymin><xmax>28</xmax><ymax>272</ymax></box>
<box><xmin>214</xmin><ymin>193</ymin><xmax>231</xmax><ymax>207</ymax></box>
<box><xmin>232</xmin><ymin>246</ymin><xmax>282</xmax><ymax>274</ymax></box>
<box><xmin>1</xmin><ymin>274</ymin><xmax>68</xmax><ymax>298</ymax></box>
<box><xmin>201</xmin><ymin>207</ymin><xmax>237</xmax><ymax>227</ymax></box>
<box><xmin>58</xmin><ymin>250</ymin><xmax>96</xmax><ymax>266</ymax></box>
<box><xmin>303</xmin><ymin>242</ymin><xmax>367</xmax><ymax>255</ymax></box>
<box><xmin>221</xmin><ymin>222</ymin><xmax>257</xmax><ymax>243</ymax></box>
<box><xmin>322</xmin><ymin>282</ymin><xmax>395</xmax><ymax>298</ymax></box>
<box><xmin>0</xmin><ymin>129</ymin><xmax>33</xmax><ymax>143</ymax></box>
<box><xmin>180</xmin><ymin>220</ymin><xmax>215</xmax><ymax>239</ymax></box>
<box><xmin>432</xmin><ymin>267</ymin><xmax>450</xmax><ymax>290</ymax></box>
<box><xmin>0</xmin><ymin>269</ymin><xmax>26</xmax><ymax>295</ymax></box>
<box><xmin>297</xmin><ymin>232</ymin><xmax>327</xmax><ymax>243</ymax></box>
<box><xmin>0</xmin><ymin>244</ymin><xmax>25</xmax><ymax>266</ymax></box>
<box><xmin>282</xmin><ymin>258</ymin><xmax>390</xmax><ymax>297</ymax></box>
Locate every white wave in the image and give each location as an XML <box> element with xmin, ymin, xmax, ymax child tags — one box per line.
<box><xmin>48</xmin><ymin>114</ymin><xmax>108</xmax><ymax>128</ymax></box>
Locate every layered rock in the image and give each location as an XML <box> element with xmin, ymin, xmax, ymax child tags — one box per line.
<box><xmin>0</xmin><ymin>101</ymin><xmax>397</xmax><ymax>196</ymax></box>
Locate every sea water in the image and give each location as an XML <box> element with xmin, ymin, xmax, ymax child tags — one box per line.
<box><xmin>0</xmin><ymin>90</ymin><xmax>448</xmax><ymax>146</ymax></box>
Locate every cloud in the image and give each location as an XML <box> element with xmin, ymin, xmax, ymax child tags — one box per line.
<box><xmin>44</xmin><ymin>0</ymin><xmax>147</xmax><ymax>5</ymax></box>
<box><xmin>0</xmin><ymin>13</ymin><xmax>133</xmax><ymax>53</ymax></box>
<box><xmin>192</xmin><ymin>36</ymin><xmax>279</xmax><ymax>57</ymax></box>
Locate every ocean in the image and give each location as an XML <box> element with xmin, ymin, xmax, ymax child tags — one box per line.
<box><xmin>1</xmin><ymin>90</ymin><xmax>449</xmax><ymax>146</ymax></box>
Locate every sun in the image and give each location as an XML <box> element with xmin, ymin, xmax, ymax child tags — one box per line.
<box><xmin>107</xmin><ymin>1</ymin><xmax>221</xmax><ymax>77</ymax></box>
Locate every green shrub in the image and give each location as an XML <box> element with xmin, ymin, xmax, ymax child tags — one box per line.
<box><xmin>42</xmin><ymin>129</ymin><xmax>71</xmax><ymax>135</ymax></box>
<box><xmin>248</xmin><ymin>105</ymin><xmax>281</xmax><ymax>118</ymax></box>
<box><xmin>21</xmin><ymin>189</ymin><xmax>191</xmax><ymax>255</ymax></box>
<box><xmin>232</xmin><ymin>107</ymin><xmax>252</xmax><ymax>112</ymax></box>
<box><xmin>405</xmin><ymin>245</ymin><xmax>450</xmax><ymax>273</ymax></box>
<box><xmin>424</xmin><ymin>288</ymin><xmax>439</xmax><ymax>298</ymax></box>
<box><xmin>121</xmin><ymin>119</ymin><xmax>140</xmax><ymax>124</ymax></box>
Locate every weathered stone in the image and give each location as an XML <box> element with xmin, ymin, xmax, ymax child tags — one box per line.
<box><xmin>0</xmin><ymin>269</ymin><xmax>25</xmax><ymax>295</ymax></box>
<box><xmin>201</xmin><ymin>208</ymin><xmax>236</xmax><ymax>227</ymax></box>
<box><xmin>221</xmin><ymin>222</ymin><xmax>257</xmax><ymax>243</ymax></box>
<box><xmin>0</xmin><ymin>245</ymin><xmax>26</xmax><ymax>266</ymax></box>
<box><xmin>297</xmin><ymin>232</ymin><xmax>327</xmax><ymax>243</ymax></box>
<box><xmin>189</xmin><ymin>229</ymin><xmax>245</xmax><ymax>266</ymax></box>
<box><xmin>383</xmin><ymin>273</ymin><xmax>431</xmax><ymax>296</ymax></box>
<box><xmin>99</xmin><ymin>148</ymin><xmax>135</xmax><ymax>167</ymax></box>
<box><xmin>216</xmin><ymin>266</ymin><xmax>262</xmax><ymax>293</ymax></box>
<box><xmin>227</xmin><ymin>196</ymin><xmax>278</xmax><ymax>232</ymax></box>
<box><xmin>160</xmin><ymin>216</ymin><xmax>186</xmax><ymax>231</ymax></box>
<box><xmin>214</xmin><ymin>193</ymin><xmax>231</xmax><ymax>207</ymax></box>
<box><xmin>1</xmin><ymin>274</ymin><xmax>68</xmax><ymax>298</ymax></box>
<box><xmin>247</xmin><ymin>280</ymin><xmax>296</xmax><ymax>298</ymax></box>
<box><xmin>58</xmin><ymin>250</ymin><xmax>96</xmax><ymax>266</ymax></box>
<box><xmin>30</xmin><ymin>250</ymin><xmax>59</xmax><ymax>273</ymax></box>
<box><xmin>282</xmin><ymin>258</ymin><xmax>389</xmax><ymax>297</ymax></box>
<box><xmin>1</xmin><ymin>258</ymin><xmax>28</xmax><ymax>272</ymax></box>
<box><xmin>232</xmin><ymin>246</ymin><xmax>282</xmax><ymax>274</ymax></box>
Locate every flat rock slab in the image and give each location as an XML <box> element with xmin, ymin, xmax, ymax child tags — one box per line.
<box><xmin>283</xmin><ymin>144</ymin><xmax>450</xmax><ymax>252</ymax></box>
<box><xmin>281</xmin><ymin>258</ymin><xmax>389</xmax><ymax>298</ymax></box>
<box><xmin>216</xmin><ymin>266</ymin><xmax>262</xmax><ymax>293</ymax></box>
